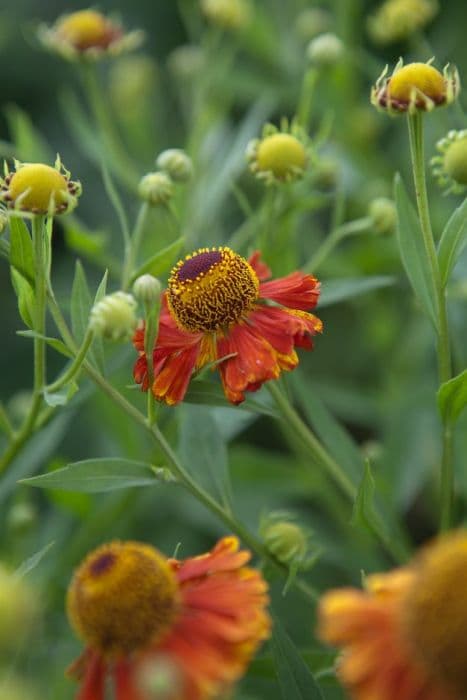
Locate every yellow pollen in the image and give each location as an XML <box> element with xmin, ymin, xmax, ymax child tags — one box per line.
<box><xmin>56</xmin><ymin>10</ymin><xmax>116</xmax><ymax>50</ymax></box>
<box><xmin>402</xmin><ymin>532</ymin><xmax>467</xmax><ymax>696</ymax></box>
<box><xmin>388</xmin><ymin>63</ymin><xmax>446</xmax><ymax>104</ymax></box>
<box><xmin>67</xmin><ymin>541</ymin><xmax>179</xmax><ymax>657</ymax></box>
<box><xmin>8</xmin><ymin>164</ymin><xmax>69</xmax><ymax>214</ymax></box>
<box><xmin>256</xmin><ymin>134</ymin><xmax>307</xmax><ymax>179</ymax></box>
<box><xmin>167</xmin><ymin>247</ymin><xmax>259</xmax><ymax>333</ymax></box>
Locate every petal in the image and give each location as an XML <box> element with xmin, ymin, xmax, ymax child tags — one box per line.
<box><xmin>248</xmin><ymin>251</ymin><xmax>271</xmax><ymax>281</ymax></box>
<box><xmin>114</xmin><ymin>659</ymin><xmax>145</xmax><ymax>700</ymax></box>
<box><xmin>260</xmin><ymin>271</ymin><xmax>320</xmax><ymax>310</ymax></box>
<box><xmin>74</xmin><ymin>652</ymin><xmax>106</xmax><ymax>700</ymax></box>
<box><xmin>172</xmin><ymin>537</ymin><xmax>251</xmax><ymax>583</ymax></box>
<box><xmin>152</xmin><ymin>341</ymin><xmax>202</xmax><ymax>405</ymax></box>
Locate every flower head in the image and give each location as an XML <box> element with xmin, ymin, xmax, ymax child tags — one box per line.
<box><xmin>89</xmin><ymin>291</ymin><xmax>138</xmax><ymax>342</ymax></box>
<box><xmin>307</xmin><ymin>33</ymin><xmax>344</xmax><ymax>67</ymax></box>
<box><xmin>317</xmin><ymin>531</ymin><xmax>467</xmax><ymax>700</ymax></box>
<box><xmin>0</xmin><ymin>158</ymin><xmax>81</xmax><ymax>215</ymax></box>
<box><xmin>67</xmin><ymin>537</ymin><xmax>270</xmax><ymax>700</ymax></box>
<box><xmin>368</xmin><ymin>196</ymin><xmax>397</xmax><ymax>234</ymax></box>
<box><xmin>247</xmin><ymin>122</ymin><xmax>309</xmax><ymax>185</ymax></box>
<box><xmin>133</xmin><ymin>247</ymin><xmax>322</xmax><ymax>405</ymax></box>
<box><xmin>138</xmin><ymin>172</ymin><xmax>174</xmax><ymax>206</ymax></box>
<box><xmin>367</xmin><ymin>0</ymin><xmax>438</xmax><ymax>45</ymax></box>
<box><xmin>201</xmin><ymin>0</ymin><xmax>252</xmax><ymax>31</ymax></box>
<box><xmin>39</xmin><ymin>9</ymin><xmax>144</xmax><ymax>61</ymax></box>
<box><xmin>371</xmin><ymin>60</ymin><xmax>459</xmax><ymax>115</ymax></box>
<box><xmin>260</xmin><ymin>512</ymin><xmax>313</xmax><ymax>569</ymax></box>
<box><xmin>156</xmin><ymin>149</ymin><xmax>193</xmax><ymax>183</ymax></box>
<box><xmin>432</xmin><ymin>130</ymin><xmax>467</xmax><ymax>194</ymax></box>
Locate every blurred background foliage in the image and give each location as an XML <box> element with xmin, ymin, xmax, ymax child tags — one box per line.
<box><xmin>1</xmin><ymin>0</ymin><xmax>467</xmax><ymax>698</ymax></box>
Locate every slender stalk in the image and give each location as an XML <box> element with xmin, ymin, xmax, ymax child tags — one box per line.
<box><xmin>32</xmin><ymin>216</ymin><xmax>47</xmax><ymax>393</ymax></box>
<box><xmin>45</xmin><ymin>329</ymin><xmax>94</xmax><ymax>394</ymax></box>
<box><xmin>303</xmin><ymin>217</ymin><xmax>372</xmax><ymax>273</ymax></box>
<box><xmin>297</xmin><ymin>67</ymin><xmax>319</xmax><ymax>128</ymax></box>
<box><xmin>121</xmin><ymin>202</ymin><xmax>150</xmax><ymax>290</ymax></box>
<box><xmin>407</xmin><ymin>113</ymin><xmax>453</xmax><ymax>530</ymax></box>
<box><xmin>46</xmin><ymin>293</ymin><xmax>318</xmax><ymax>601</ymax></box>
<box><xmin>267</xmin><ymin>382</ymin><xmax>356</xmax><ymax>501</ymax></box>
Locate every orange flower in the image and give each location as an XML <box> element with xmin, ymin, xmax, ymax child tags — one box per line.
<box><xmin>133</xmin><ymin>247</ymin><xmax>322</xmax><ymax>405</ymax></box>
<box><xmin>67</xmin><ymin>536</ymin><xmax>270</xmax><ymax>700</ymax></box>
<box><xmin>317</xmin><ymin>532</ymin><xmax>467</xmax><ymax>700</ymax></box>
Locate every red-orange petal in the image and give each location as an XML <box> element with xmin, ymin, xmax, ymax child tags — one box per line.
<box><xmin>76</xmin><ymin>651</ymin><xmax>105</xmax><ymax>700</ymax></box>
<box><xmin>248</xmin><ymin>250</ymin><xmax>271</xmax><ymax>281</ymax></box>
<box><xmin>259</xmin><ymin>271</ymin><xmax>320</xmax><ymax>310</ymax></box>
<box><xmin>114</xmin><ymin>659</ymin><xmax>145</xmax><ymax>700</ymax></box>
<box><xmin>152</xmin><ymin>342</ymin><xmax>202</xmax><ymax>405</ymax></box>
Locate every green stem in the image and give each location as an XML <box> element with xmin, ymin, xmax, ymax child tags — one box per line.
<box><xmin>268</xmin><ymin>382</ymin><xmax>356</xmax><ymax>501</ymax></box>
<box><xmin>297</xmin><ymin>66</ymin><xmax>319</xmax><ymax>128</ymax></box>
<box><xmin>407</xmin><ymin>113</ymin><xmax>453</xmax><ymax>530</ymax></box>
<box><xmin>121</xmin><ymin>202</ymin><xmax>150</xmax><ymax>290</ymax></box>
<box><xmin>46</xmin><ymin>293</ymin><xmax>317</xmax><ymax>601</ymax></box>
<box><xmin>80</xmin><ymin>62</ymin><xmax>139</xmax><ymax>192</ymax></box>
<box><xmin>45</xmin><ymin>329</ymin><xmax>94</xmax><ymax>394</ymax></box>
<box><xmin>303</xmin><ymin>217</ymin><xmax>372</xmax><ymax>273</ymax></box>
<box><xmin>32</xmin><ymin>216</ymin><xmax>47</xmax><ymax>393</ymax></box>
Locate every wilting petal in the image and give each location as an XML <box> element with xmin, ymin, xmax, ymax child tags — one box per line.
<box><xmin>260</xmin><ymin>271</ymin><xmax>320</xmax><ymax>310</ymax></box>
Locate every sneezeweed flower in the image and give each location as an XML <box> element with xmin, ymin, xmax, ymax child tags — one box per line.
<box><xmin>247</xmin><ymin>121</ymin><xmax>310</xmax><ymax>185</ymax></box>
<box><xmin>38</xmin><ymin>9</ymin><xmax>144</xmax><ymax>61</ymax></box>
<box><xmin>371</xmin><ymin>59</ymin><xmax>460</xmax><ymax>115</ymax></box>
<box><xmin>431</xmin><ymin>130</ymin><xmax>467</xmax><ymax>194</ymax></box>
<box><xmin>133</xmin><ymin>247</ymin><xmax>322</xmax><ymax>405</ymax></box>
<box><xmin>367</xmin><ymin>0</ymin><xmax>438</xmax><ymax>45</ymax></box>
<box><xmin>317</xmin><ymin>530</ymin><xmax>467</xmax><ymax>700</ymax></box>
<box><xmin>200</xmin><ymin>0</ymin><xmax>252</xmax><ymax>31</ymax></box>
<box><xmin>89</xmin><ymin>291</ymin><xmax>137</xmax><ymax>342</ymax></box>
<box><xmin>368</xmin><ymin>196</ymin><xmax>397</xmax><ymax>234</ymax></box>
<box><xmin>156</xmin><ymin>149</ymin><xmax>194</xmax><ymax>183</ymax></box>
<box><xmin>66</xmin><ymin>537</ymin><xmax>270</xmax><ymax>700</ymax></box>
<box><xmin>138</xmin><ymin>172</ymin><xmax>174</xmax><ymax>206</ymax></box>
<box><xmin>307</xmin><ymin>33</ymin><xmax>344</xmax><ymax>68</ymax></box>
<box><xmin>0</xmin><ymin>158</ymin><xmax>81</xmax><ymax>216</ymax></box>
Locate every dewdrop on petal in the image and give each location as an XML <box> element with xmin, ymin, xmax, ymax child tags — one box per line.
<box><xmin>307</xmin><ymin>33</ymin><xmax>344</xmax><ymax>67</ymax></box>
<box><xmin>371</xmin><ymin>59</ymin><xmax>460</xmax><ymax>115</ymax></box>
<box><xmin>248</xmin><ymin>122</ymin><xmax>309</xmax><ymax>185</ymax></box>
<box><xmin>368</xmin><ymin>197</ymin><xmax>397</xmax><ymax>234</ymax></box>
<box><xmin>201</xmin><ymin>0</ymin><xmax>252</xmax><ymax>31</ymax></box>
<box><xmin>89</xmin><ymin>291</ymin><xmax>137</xmax><ymax>342</ymax></box>
<box><xmin>0</xmin><ymin>159</ymin><xmax>81</xmax><ymax>215</ymax></box>
<box><xmin>432</xmin><ymin>129</ymin><xmax>467</xmax><ymax>194</ymax></box>
<box><xmin>138</xmin><ymin>172</ymin><xmax>174</xmax><ymax>206</ymax></box>
<box><xmin>156</xmin><ymin>149</ymin><xmax>193</xmax><ymax>183</ymax></box>
<box><xmin>133</xmin><ymin>274</ymin><xmax>162</xmax><ymax>306</ymax></box>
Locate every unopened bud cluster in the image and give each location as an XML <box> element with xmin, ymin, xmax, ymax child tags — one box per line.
<box><xmin>139</xmin><ymin>149</ymin><xmax>193</xmax><ymax>206</ymax></box>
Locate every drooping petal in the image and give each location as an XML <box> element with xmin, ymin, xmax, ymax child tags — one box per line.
<box><xmin>248</xmin><ymin>305</ymin><xmax>322</xmax><ymax>356</ymax></box>
<box><xmin>259</xmin><ymin>271</ymin><xmax>320</xmax><ymax>310</ymax></box>
<box><xmin>152</xmin><ymin>342</ymin><xmax>203</xmax><ymax>405</ymax></box>
<box><xmin>73</xmin><ymin>651</ymin><xmax>106</xmax><ymax>700</ymax></box>
<box><xmin>114</xmin><ymin>659</ymin><xmax>145</xmax><ymax>700</ymax></box>
<box><xmin>248</xmin><ymin>250</ymin><xmax>271</xmax><ymax>281</ymax></box>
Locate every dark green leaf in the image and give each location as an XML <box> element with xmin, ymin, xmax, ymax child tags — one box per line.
<box><xmin>271</xmin><ymin>617</ymin><xmax>324</xmax><ymax>700</ymax></box>
<box><xmin>11</xmin><ymin>268</ymin><xmax>35</xmax><ymax>328</ymax></box>
<box><xmin>132</xmin><ymin>236</ymin><xmax>185</xmax><ymax>281</ymax></box>
<box><xmin>185</xmin><ymin>380</ymin><xmax>278</xmax><ymax>417</ymax></box>
<box><xmin>394</xmin><ymin>174</ymin><xmax>438</xmax><ymax>328</ymax></box>
<box><xmin>438</xmin><ymin>197</ymin><xmax>467</xmax><ymax>286</ymax></box>
<box><xmin>20</xmin><ymin>458</ymin><xmax>160</xmax><ymax>492</ymax></box>
<box><xmin>319</xmin><ymin>276</ymin><xmax>395</xmax><ymax>308</ymax></box>
<box><xmin>9</xmin><ymin>216</ymin><xmax>34</xmax><ymax>285</ymax></box>
<box><xmin>438</xmin><ymin>369</ymin><xmax>467</xmax><ymax>424</ymax></box>
<box><xmin>16</xmin><ymin>330</ymin><xmax>72</xmax><ymax>357</ymax></box>
<box><xmin>71</xmin><ymin>260</ymin><xmax>92</xmax><ymax>343</ymax></box>
<box><xmin>43</xmin><ymin>382</ymin><xmax>78</xmax><ymax>407</ymax></box>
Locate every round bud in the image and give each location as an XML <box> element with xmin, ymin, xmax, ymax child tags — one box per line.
<box><xmin>89</xmin><ymin>291</ymin><xmax>138</xmax><ymax>342</ymax></box>
<box><xmin>307</xmin><ymin>33</ymin><xmax>344</xmax><ymax>67</ymax></box>
<box><xmin>262</xmin><ymin>520</ymin><xmax>308</xmax><ymax>565</ymax></box>
<box><xmin>0</xmin><ymin>564</ymin><xmax>40</xmax><ymax>652</ymax></box>
<box><xmin>368</xmin><ymin>197</ymin><xmax>397</xmax><ymax>235</ymax></box>
<box><xmin>156</xmin><ymin>149</ymin><xmax>193</xmax><ymax>183</ymax></box>
<box><xmin>138</xmin><ymin>172</ymin><xmax>174</xmax><ymax>206</ymax></box>
<box><xmin>133</xmin><ymin>274</ymin><xmax>162</xmax><ymax>306</ymax></box>
<box><xmin>201</xmin><ymin>0</ymin><xmax>251</xmax><ymax>31</ymax></box>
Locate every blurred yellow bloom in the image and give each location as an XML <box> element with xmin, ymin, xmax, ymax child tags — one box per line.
<box><xmin>368</xmin><ymin>0</ymin><xmax>438</xmax><ymax>45</ymax></box>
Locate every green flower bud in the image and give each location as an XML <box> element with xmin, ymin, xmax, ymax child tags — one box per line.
<box><xmin>133</xmin><ymin>274</ymin><xmax>162</xmax><ymax>306</ymax></box>
<box><xmin>368</xmin><ymin>197</ymin><xmax>397</xmax><ymax>235</ymax></box>
<box><xmin>138</xmin><ymin>172</ymin><xmax>174</xmax><ymax>206</ymax></box>
<box><xmin>307</xmin><ymin>33</ymin><xmax>344</xmax><ymax>67</ymax></box>
<box><xmin>89</xmin><ymin>291</ymin><xmax>137</xmax><ymax>342</ymax></box>
<box><xmin>156</xmin><ymin>149</ymin><xmax>193</xmax><ymax>183</ymax></box>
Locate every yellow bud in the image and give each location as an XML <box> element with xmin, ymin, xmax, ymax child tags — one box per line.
<box><xmin>388</xmin><ymin>63</ymin><xmax>445</xmax><ymax>103</ymax></box>
<box><xmin>254</xmin><ymin>133</ymin><xmax>307</xmax><ymax>181</ymax></box>
<box><xmin>56</xmin><ymin>10</ymin><xmax>117</xmax><ymax>50</ymax></box>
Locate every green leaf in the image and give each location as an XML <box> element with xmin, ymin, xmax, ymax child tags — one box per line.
<box><xmin>64</xmin><ymin>221</ymin><xmax>108</xmax><ymax>258</ymax></box>
<box><xmin>179</xmin><ymin>405</ymin><xmax>233</xmax><ymax>510</ymax></box>
<box><xmin>438</xmin><ymin>197</ymin><xmax>467</xmax><ymax>286</ymax></box>
<box><xmin>10</xmin><ymin>268</ymin><xmax>35</xmax><ymax>328</ymax></box>
<box><xmin>9</xmin><ymin>216</ymin><xmax>34</xmax><ymax>285</ymax></box>
<box><xmin>319</xmin><ymin>276</ymin><xmax>395</xmax><ymax>308</ymax></box>
<box><xmin>438</xmin><ymin>369</ymin><xmax>467</xmax><ymax>424</ymax></box>
<box><xmin>132</xmin><ymin>236</ymin><xmax>185</xmax><ymax>281</ymax></box>
<box><xmin>19</xmin><ymin>458</ymin><xmax>160</xmax><ymax>493</ymax></box>
<box><xmin>43</xmin><ymin>382</ymin><xmax>78</xmax><ymax>407</ymax></box>
<box><xmin>5</xmin><ymin>105</ymin><xmax>53</xmax><ymax>162</ymax></box>
<box><xmin>101</xmin><ymin>160</ymin><xmax>130</xmax><ymax>245</ymax></box>
<box><xmin>271</xmin><ymin>617</ymin><xmax>324</xmax><ymax>700</ymax></box>
<box><xmin>185</xmin><ymin>380</ymin><xmax>278</xmax><ymax>418</ymax></box>
<box><xmin>16</xmin><ymin>330</ymin><xmax>72</xmax><ymax>357</ymax></box>
<box><xmin>394</xmin><ymin>174</ymin><xmax>438</xmax><ymax>328</ymax></box>
<box><xmin>71</xmin><ymin>260</ymin><xmax>92</xmax><ymax>343</ymax></box>
<box><xmin>350</xmin><ymin>461</ymin><xmax>380</xmax><ymax>531</ymax></box>
<box><xmin>14</xmin><ymin>541</ymin><xmax>55</xmax><ymax>579</ymax></box>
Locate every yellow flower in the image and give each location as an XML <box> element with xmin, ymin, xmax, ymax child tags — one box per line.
<box><xmin>371</xmin><ymin>60</ymin><xmax>459</xmax><ymax>115</ymax></box>
<box><xmin>367</xmin><ymin>0</ymin><xmax>438</xmax><ymax>45</ymax></box>
<box><xmin>247</xmin><ymin>122</ymin><xmax>309</xmax><ymax>184</ymax></box>
<box><xmin>432</xmin><ymin>130</ymin><xmax>467</xmax><ymax>194</ymax></box>
<box><xmin>38</xmin><ymin>9</ymin><xmax>144</xmax><ymax>61</ymax></box>
<box><xmin>0</xmin><ymin>158</ymin><xmax>81</xmax><ymax>215</ymax></box>
<box><xmin>317</xmin><ymin>531</ymin><xmax>467</xmax><ymax>700</ymax></box>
